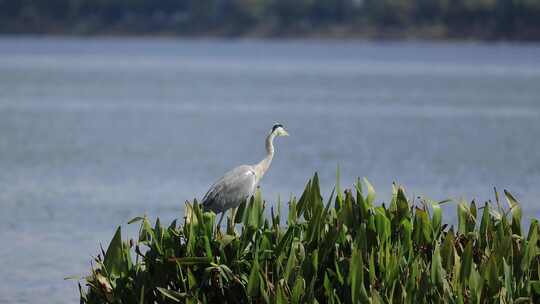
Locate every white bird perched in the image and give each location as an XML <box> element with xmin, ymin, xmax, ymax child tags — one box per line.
<box><xmin>202</xmin><ymin>123</ymin><xmax>289</xmax><ymax>228</ymax></box>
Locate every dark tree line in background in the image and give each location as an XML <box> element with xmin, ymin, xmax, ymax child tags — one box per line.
<box><xmin>1</xmin><ymin>0</ymin><xmax>539</xmax><ymax>39</ymax></box>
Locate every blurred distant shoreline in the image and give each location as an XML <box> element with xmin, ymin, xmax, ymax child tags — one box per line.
<box><xmin>2</xmin><ymin>0</ymin><xmax>540</xmax><ymax>42</ymax></box>
<box><xmin>2</xmin><ymin>26</ymin><xmax>539</xmax><ymax>42</ymax></box>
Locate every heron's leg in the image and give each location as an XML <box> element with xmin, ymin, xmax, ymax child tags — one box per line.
<box><xmin>216</xmin><ymin>212</ymin><xmax>225</xmax><ymax>232</ymax></box>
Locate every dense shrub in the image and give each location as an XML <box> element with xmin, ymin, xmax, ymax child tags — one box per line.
<box><xmin>79</xmin><ymin>173</ymin><xmax>540</xmax><ymax>303</ymax></box>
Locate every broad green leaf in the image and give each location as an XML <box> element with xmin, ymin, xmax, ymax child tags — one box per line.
<box><xmin>431</xmin><ymin>243</ymin><xmax>444</xmax><ymax>288</ymax></box>
<box><xmin>432</xmin><ymin>202</ymin><xmax>442</xmax><ymax>237</ymax></box>
<box><xmin>460</xmin><ymin>241</ymin><xmax>473</xmax><ymax>284</ymax></box>
<box><xmin>468</xmin><ymin>267</ymin><xmax>483</xmax><ymax>304</ymax></box>
<box><xmin>247</xmin><ymin>258</ymin><xmax>260</xmax><ymax>297</ymax></box>
<box><xmin>401</xmin><ymin>219</ymin><xmax>413</xmax><ymax>256</ymax></box>
<box><xmin>187</xmin><ymin>268</ymin><xmax>197</xmax><ymax>289</ymax></box>
<box><xmin>291</xmin><ymin>277</ymin><xmax>305</xmax><ymax>304</ymax></box>
<box><xmin>364</xmin><ymin>177</ymin><xmax>376</xmax><ymax>206</ymax></box>
<box><xmin>396</xmin><ymin>187</ymin><xmax>410</xmax><ymax>221</ymax></box>
<box><xmin>349</xmin><ymin>247</ymin><xmax>369</xmax><ymax>304</ymax></box>
<box><xmin>369</xmin><ymin>249</ymin><xmax>376</xmax><ymax>286</ymax></box>
<box><xmin>103</xmin><ymin>226</ymin><xmax>127</xmax><ymax>278</ymax></box>
<box><xmin>479</xmin><ymin>202</ymin><xmax>491</xmax><ymax>249</ymax></box>
<box><xmin>521</xmin><ymin>220</ymin><xmax>538</xmax><ymax>272</ymax></box>
<box><xmin>296</xmin><ymin>178</ymin><xmax>312</xmax><ymax>218</ymax></box>
<box><xmin>483</xmin><ymin>255</ymin><xmax>499</xmax><ymax>290</ymax></box>
<box><xmin>503</xmin><ymin>258</ymin><xmax>513</xmax><ymax>300</ymax></box>
<box><xmin>324</xmin><ymin>272</ymin><xmax>333</xmax><ymax>300</ymax></box>
<box><xmin>374</xmin><ymin>208</ymin><xmax>390</xmax><ymax>244</ymax></box>
<box><xmin>276</xmin><ymin>282</ymin><xmax>288</xmax><ymax>304</ymax></box>
<box><xmin>504</xmin><ymin>190</ymin><xmax>522</xmax><ymax>235</ymax></box>
<box><xmin>336</xmin><ymin>165</ymin><xmax>343</xmax><ymax>206</ymax></box>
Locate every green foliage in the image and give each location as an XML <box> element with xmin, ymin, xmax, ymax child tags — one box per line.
<box><xmin>80</xmin><ymin>174</ymin><xmax>540</xmax><ymax>303</ymax></box>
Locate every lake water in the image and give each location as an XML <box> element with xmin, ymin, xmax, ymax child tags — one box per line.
<box><xmin>0</xmin><ymin>37</ymin><xmax>539</xmax><ymax>303</ymax></box>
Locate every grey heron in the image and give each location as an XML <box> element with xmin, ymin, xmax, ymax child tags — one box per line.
<box><xmin>202</xmin><ymin>123</ymin><xmax>289</xmax><ymax>228</ymax></box>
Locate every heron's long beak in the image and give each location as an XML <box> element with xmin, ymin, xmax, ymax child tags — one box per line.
<box><xmin>283</xmin><ymin>130</ymin><xmax>289</xmax><ymax>136</ymax></box>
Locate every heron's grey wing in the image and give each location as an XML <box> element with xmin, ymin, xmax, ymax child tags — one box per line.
<box><xmin>202</xmin><ymin>165</ymin><xmax>257</xmax><ymax>213</ymax></box>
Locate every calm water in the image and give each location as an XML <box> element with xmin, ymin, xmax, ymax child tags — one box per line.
<box><xmin>1</xmin><ymin>37</ymin><xmax>539</xmax><ymax>303</ymax></box>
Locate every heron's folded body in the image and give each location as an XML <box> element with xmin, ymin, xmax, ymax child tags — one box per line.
<box><xmin>202</xmin><ymin>165</ymin><xmax>257</xmax><ymax>213</ymax></box>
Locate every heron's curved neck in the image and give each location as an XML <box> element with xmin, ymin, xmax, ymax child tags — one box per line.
<box><xmin>254</xmin><ymin>132</ymin><xmax>275</xmax><ymax>181</ymax></box>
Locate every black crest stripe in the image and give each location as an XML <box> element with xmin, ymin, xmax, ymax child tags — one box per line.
<box><xmin>272</xmin><ymin>124</ymin><xmax>283</xmax><ymax>132</ymax></box>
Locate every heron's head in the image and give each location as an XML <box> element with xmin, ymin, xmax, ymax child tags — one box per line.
<box><xmin>271</xmin><ymin>123</ymin><xmax>289</xmax><ymax>137</ymax></box>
